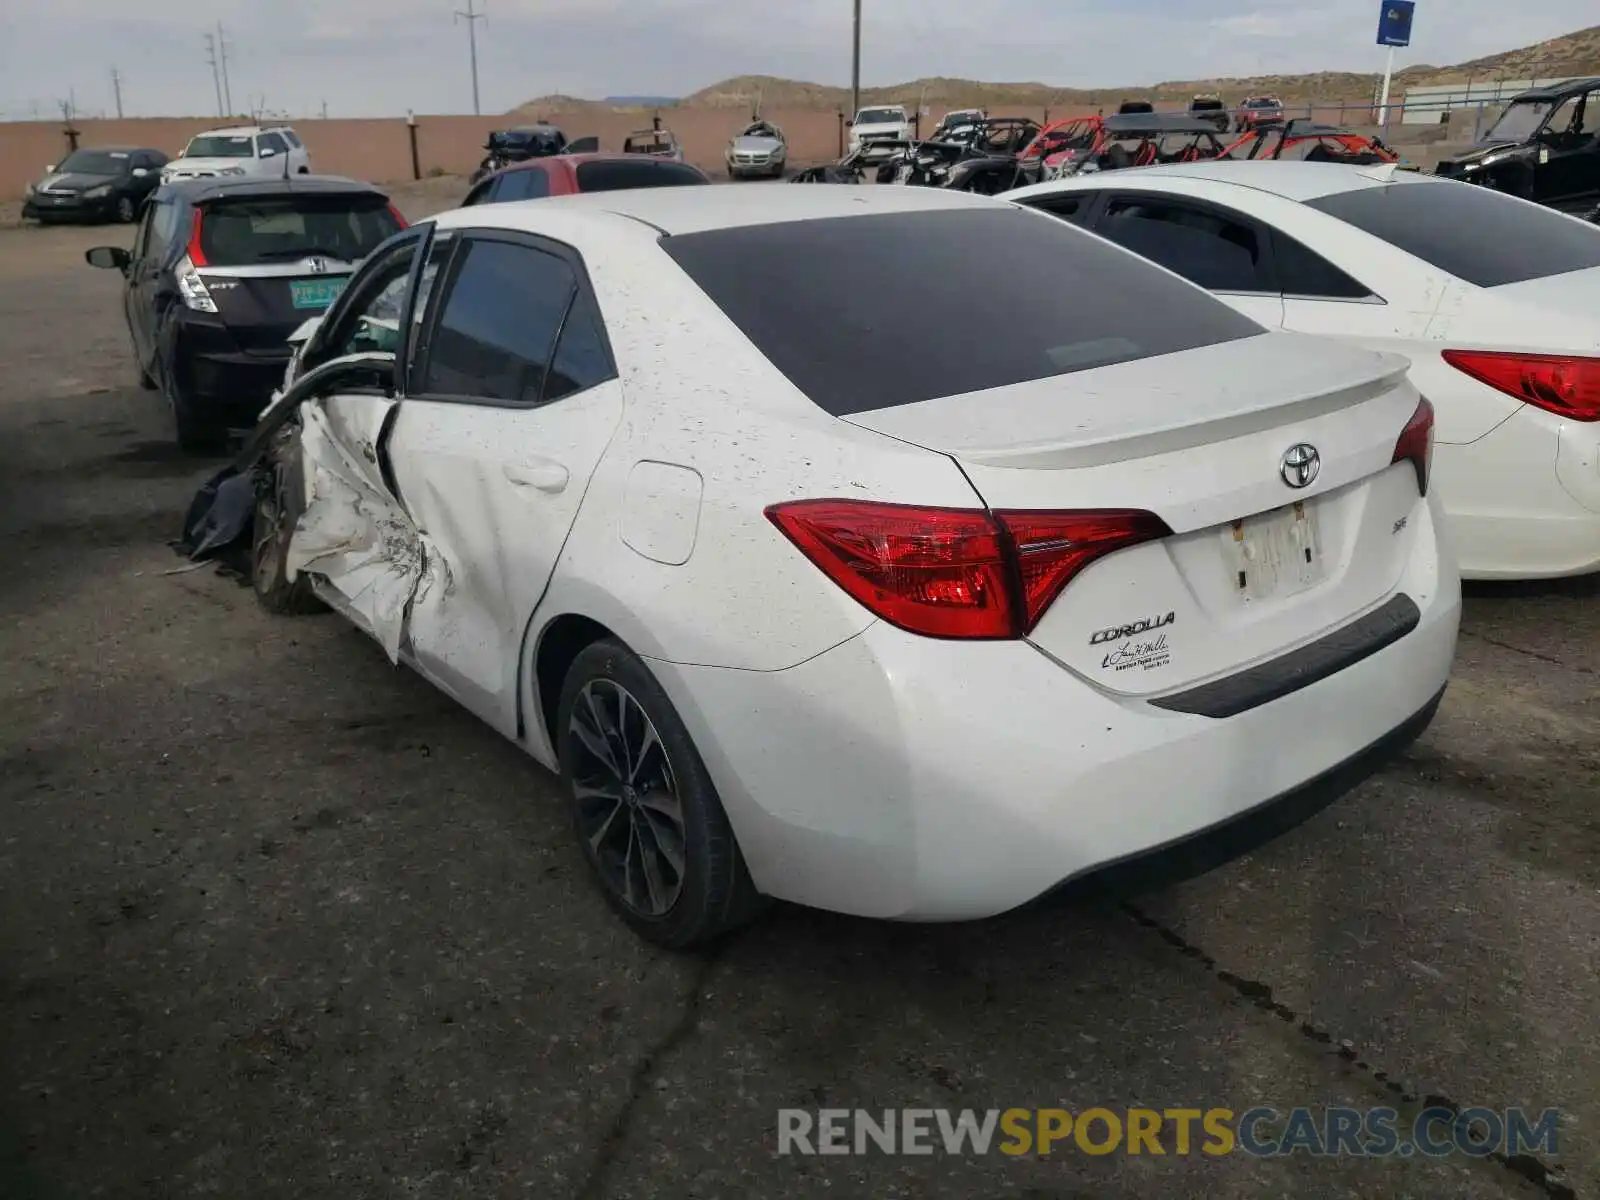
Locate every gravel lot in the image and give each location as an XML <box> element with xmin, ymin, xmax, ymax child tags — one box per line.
<box><xmin>0</xmin><ymin>179</ymin><xmax>1596</xmax><ymax>1200</ymax></box>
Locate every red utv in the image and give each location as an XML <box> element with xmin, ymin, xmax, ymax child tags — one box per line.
<box><xmin>1222</xmin><ymin>121</ymin><xmax>1401</xmax><ymax>165</ymax></box>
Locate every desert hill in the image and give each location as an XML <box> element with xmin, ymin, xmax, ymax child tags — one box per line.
<box><xmin>512</xmin><ymin>22</ymin><xmax>1599</xmax><ymax>115</ymax></box>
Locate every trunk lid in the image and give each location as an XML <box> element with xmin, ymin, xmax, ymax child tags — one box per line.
<box><xmin>845</xmin><ymin>332</ymin><xmax>1427</xmax><ymax>697</ymax></box>
<box><xmin>191</xmin><ymin>190</ymin><xmax>402</xmax><ymax>353</ymax></box>
<box><xmin>1472</xmin><ymin>265</ymin><xmax>1600</xmax><ymax>351</ymax></box>
<box><xmin>201</xmin><ymin>261</ymin><xmax>356</xmax><ymax>354</ymax></box>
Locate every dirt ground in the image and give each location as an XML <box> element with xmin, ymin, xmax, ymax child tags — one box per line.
<box><xmin>0</xmin><ymin>184</ymin><xmax>1596</xmax><ymax>1200</ymax></box>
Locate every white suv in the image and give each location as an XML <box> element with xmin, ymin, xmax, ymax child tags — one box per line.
<box><xmin>162</xmin><ymin>125</ymin><xmax>311</xmax><ymax>183</ymax></box>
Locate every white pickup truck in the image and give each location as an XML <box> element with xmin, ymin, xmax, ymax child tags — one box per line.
<box><xmin>848</xmin><ymin>105</ymin><xmax>914</xmax><ymax>159</ymax></box>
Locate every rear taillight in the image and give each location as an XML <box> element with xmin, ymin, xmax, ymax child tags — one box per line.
<box><xmin>1391</xmin><ymin>396</ymin><xmax>1435</xmax><ymax>497</ymax></box>
<box><xmin>386</xmin><ymin>202</ymin><xmax>409</xmax><ymax>229</ymax></box>
<box><xmin>185</xmin><ymin>207</ymin><xmax>207</xmax><ymax>266</ymax></box>
<box><xmin>764</xmin><ymin>499</ymin><xmax>1171</xmax><ymax>640</ymax></box>
<box><xmin>1441</xmin><ymin>349</ymin><xmax>1600</xmax><ymax>422</ymax></box>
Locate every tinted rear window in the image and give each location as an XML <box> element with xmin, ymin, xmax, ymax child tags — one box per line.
<box><xmin>1306</xmin><ymin>181</ymin><xmax>1600</xmax><ymax>287</ymax></box>
<box><xmin>575</xmin><ymin>160</ymin><xmax>707</xmax><ymax>192</ymax></box>
<box><xmin>661</xmin><ymin>207</ymin><xmax>1262</xmax><ymax>415</ymax></box>
<box><xmin>198</xmin><ymin>195</ymin><xmax>402</xmax><ymax>267</ymax></box>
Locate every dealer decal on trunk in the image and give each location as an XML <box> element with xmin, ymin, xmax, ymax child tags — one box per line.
<box><xmin>1089</xmin><ymin>612</ymin><xmax>1176</xmax><ymax>674</ymax></box>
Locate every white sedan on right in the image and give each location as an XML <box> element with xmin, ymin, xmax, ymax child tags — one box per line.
<box><xmin>1005</xmin><ymin>162</ymin><xmax>1600</xmax><ymax>580</ymax></box>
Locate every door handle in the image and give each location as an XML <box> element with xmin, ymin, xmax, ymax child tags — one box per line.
<box><xmin>503</xmin><ymin>460</ymin><xmax>569</xmax><ymax>492</ymax></box>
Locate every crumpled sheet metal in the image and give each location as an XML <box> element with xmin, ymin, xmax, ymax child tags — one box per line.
<box><xmin>285</xmin><ymin>402</ymin><xmax>447</xmax><ymax>662</ymax></box>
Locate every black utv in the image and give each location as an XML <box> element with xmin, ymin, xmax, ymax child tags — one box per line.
<box><xmin>1435</xmin><ymin>77</ymin><xmax>1600</xmax><ymax>214</ymax></box>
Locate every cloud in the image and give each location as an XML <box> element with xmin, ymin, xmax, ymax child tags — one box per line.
<box><xmin>1</xmin><ymin>0</ymin><xmax>1593</xmax><ymax>119</ymax></box>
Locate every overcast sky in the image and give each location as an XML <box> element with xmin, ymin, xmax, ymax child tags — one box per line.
<box><xmin>1</xmin><ymin>0</ymin><xmax>1592</xmax><ymax>120</ymax></box>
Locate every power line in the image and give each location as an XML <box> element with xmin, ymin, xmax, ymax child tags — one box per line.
<box><xmin>453</xmin><ymin>0</ymin><xmax>486</xmax><ymax>115</ymax></box>
<box><xmin>850</xmin><ymin>0</ymin><xmax>862</xmax><ymax>119</ymax></box>
<box><xmin>216</xmin><ymin>22</ymin><xmax>234</xmax><ymax>116</ymax></box>
<box><xmin>110</xmin><ymin>67</ymin><xmax>123</xmax><ymax>118</ymax></box>
<box><xmin>204</xmin><ymin>32</ymin><xmax>224</xmax><ymax>117</ymax></box>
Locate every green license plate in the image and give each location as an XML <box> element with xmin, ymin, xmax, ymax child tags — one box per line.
<box><xmin>289</xmin><ymin>277</ymin><xmax>349</xmax><ymax>310</ymax></box>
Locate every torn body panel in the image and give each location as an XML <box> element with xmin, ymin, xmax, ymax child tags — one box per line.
<box><xmin>288</xmin><ymin>396</ymin><xmax>442</xmax><ymax>662</ymax></box>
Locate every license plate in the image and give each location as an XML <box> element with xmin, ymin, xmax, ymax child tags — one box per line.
<box><xmin>289</xmin><ymin>277</ymin><xmax>348</xmax><ymax>310</ymax></box>
<box><xmin>1224</xmin><ymin>500</ymin><xmax>1323</xmax><ymax>602</ymax></box>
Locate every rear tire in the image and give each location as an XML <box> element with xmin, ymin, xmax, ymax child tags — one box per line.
<box><xmin>164</xmin><ymin>364</ymin><xmax>225</xmax><ymax>455</ymax></box>
<box><xmin>556</xmin><ymin>638</ymin><xmax>768</xmax><ymax>949</ymax></box>
<box><xmin>251</xmin><ymin>434</ymin><xmax>324</xmax><ymax>615</ymax></box>
<box><xmin>115</xmin><ymin>196</ymin><xmax>136</xmax><ymax>223</ymax></box>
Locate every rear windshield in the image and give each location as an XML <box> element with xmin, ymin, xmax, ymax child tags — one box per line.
<box><xmin>1306</xmin><ymin>180</ymin><xmax>1600</xmax><ymax>287</ymax></box>
<box><xmin>575</xmin><ymin>160</ymin><xmax>707</xmax><ymax>193</ymax></box>
<box><xmin>184</xmin><ymin>135</ymin><xmax>255</xmax><ymax>159</ymax></box>
<box><xmin>856</xmin><ymin>109</ymin><xmax>904</xmax><ymax>125</ymax></box>
<box><xmin>661</xmin><ymin>207</ymin><xmax>1262</xmax><ymax>415</ymax></box>
<box><xmin>198</xmin><ymin>195</ymin><xmax>402</xmax><ymax>267</ymax></box>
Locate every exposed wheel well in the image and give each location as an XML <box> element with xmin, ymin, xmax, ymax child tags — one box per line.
<box><xmin>534</xmin><ymin>614</ymin><xmax>616</xmax><ymax>743</ymax></box>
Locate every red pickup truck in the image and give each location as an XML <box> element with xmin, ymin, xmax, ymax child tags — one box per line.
<box><xmin>1235</xmin><ymin>95</ymin><xmax>1285</xmax><ymax>130</ymax></box>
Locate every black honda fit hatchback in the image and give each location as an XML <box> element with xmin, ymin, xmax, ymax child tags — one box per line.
<box><xmin>86</xmin><ymin>175</ymin><xmax>406</xmax><ymax>451</ymax></box>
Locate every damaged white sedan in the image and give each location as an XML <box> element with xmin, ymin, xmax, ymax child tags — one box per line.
<box><xmin>179</xmin><ymin>185</ymin><xmax>1459</xmax><ymax>947</ymax></box>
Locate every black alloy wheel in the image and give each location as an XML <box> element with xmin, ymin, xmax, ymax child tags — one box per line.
<box><xmin>556</xmin><ymin>639</ymin><xmax>767</xmax><ymax>948</ymax></box>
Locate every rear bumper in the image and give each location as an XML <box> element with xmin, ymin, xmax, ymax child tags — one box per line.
<box><xmin>1434</xmin><ymin>408</ymin><xmax>1600</xmax><ymax>579</ymax></box>
<box><xmin>175</xmin><ymin>319</ymin><xmax>292</xmax><ymax>428</ymax></box>
<box><xmin>649</xmin><ymin>495</ymin><xmax>1461</xmax><ymax>921</ymax></box>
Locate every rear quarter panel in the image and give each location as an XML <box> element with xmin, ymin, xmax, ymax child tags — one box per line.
<box><xmin>520</xmin><ymin>223</ymin><xmax>982</xmax><ymax>678</ymax></box>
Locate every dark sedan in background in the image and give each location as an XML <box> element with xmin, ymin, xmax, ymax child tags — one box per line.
<box><xmin>86</xmin><ymin>174</ymin><xmax>406</xmax><ymax>451</ymax></box>
<box><xmin>22</xmin><ymin>146</ymin><xmax>169</xmax><ymax>224</ymax></box>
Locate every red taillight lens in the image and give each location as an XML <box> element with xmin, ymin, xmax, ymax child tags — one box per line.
<box><xmin>1391</xmin><ymin>396</ymin><xmax>1435</xmax><ymax>497</ymax></box>
<box><xmin>1441</xmin><ymin>349</ymin><xmax>1600</xmax><ymax>422</ymax></box>
<box><xmin>185</xmin><ymin>207</ymin><xmax>207</xmax><ymax>267</ymax></box>
<box><xmin>764</xmin><ymin>499</ymin><xmax>1170</xmax><ymax>640</ymax></box>
<box><xmin>1001</xmin><ymin>509</ymin><xmax>1172</xmax><ymax>631</ymax></box>
<box><xmin>386</xmin><ymin>202</ymin><xmax>409</xmax><ymax>229</ymax></box>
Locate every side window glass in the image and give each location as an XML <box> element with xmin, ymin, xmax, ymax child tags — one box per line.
<box><xmin>1019</xmin><ymin>194</ymin><xmax>1086</xmax><ymax>222</ymax></box>
<box><xmin>325</xmin><ymin>242</ymin><xmax>419</xmax><ymax>359</ymax></box>
<box><xmin>1098</xmin><ymin>197</ymin><xmax>1266</xmax><ymax>292</ymax></box>
<box><xmin>500</xmin><ymin>169</ymin><xmax>552</xmax><ymax>201</ymax></box>
<box><xmin>1270</xmin><ymin>231</ymin><xmax>1376</xmax><ymax>300</ymax></box>
<box><xmin>544</xmin><ymin>286</ymin><xmax>614</xmax><ymax>403</ymax></box>
<box><xmin>259</xmin><ymin>133</ymin><xmax>288</xmax><ymax>156</ymax></box>
<box><xmin>147</xmin><ymin>201</ymin><xmax>179</xmax><ymax>258</ymax></box>
<box><xmin>419</xmin><ymin>239</ymin><xmax>575</xmax><ymax>405</ymax></box>
<box><xmin>406</xmin><ymin>231</ymin><xmax>456</xmax><ymax>380</ymax></box>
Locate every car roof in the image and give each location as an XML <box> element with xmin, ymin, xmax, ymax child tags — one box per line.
<box><xmin>1104</xmin><ymin>113</ymin><xmax>1224</xmax><ymax>134</ymax></box>
<box><xmin>1509</xmin><ymin>75</ymin><xmax>1600</xmax><ymax>101</ymax></box>
<box><xmin>434</xmin><ymin>181</ymin><xmax>1003</xmax><ymax>238</ymax></box>
<box><xmin>494</xmin><ymin>151</ymin><xmax>685</xmax><ymax>173</ymax></box>
<box><xmin>192</xmin><ymin>125</ymin><xmax>281</xmax><ymax>137</ymax></box>
<box><xmin>75</xmin><ymin>144</ymin><xmax>159</xmax><ymax>153</ymax></box>
<box><xmin>1012</xmin><ymin>159</ymin><xmax>1439</xmax><ymax>203</ymax></box>
<box><xmin>158</xmin><ymin>174</ymin><xmax>388</xmax><ymax>204</ymax></box>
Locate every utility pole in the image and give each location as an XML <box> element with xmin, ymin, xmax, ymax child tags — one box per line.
<box><xmin>110</xmin><ymin>67</ymin><xmax>124</xmax><ymax>118</ymax></box>
<box><xmin>216</xmin><ymin>22</ymin><xmax>234</xmax><ymax>116</ymax></box>
<box><xmin>320</xmin><ymin>99</ymin><xmax>329</xmax><ymax>119</ymax></box>
<box><xmin>454</xmin><ymin>0</ymin><xmax>486</xmax><ymax>115</ymax></box>
<box><xmin>850</xmin><ymin>0</ymin><xmax>862</xmax><ymax>120</ymax></box>
<box><xmin>204</xmin><ymin>32</ymin><xmax>224</xmax><ymax>117</ymax></box>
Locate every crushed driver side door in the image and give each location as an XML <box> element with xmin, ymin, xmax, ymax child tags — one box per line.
<box><xmin>276</xmin><ymin>227</ymin><xmax>433</xmax><ymax>656</ymax></box>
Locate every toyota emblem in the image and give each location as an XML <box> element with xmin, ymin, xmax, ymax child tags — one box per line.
<box><xmin>1280</xmin><ymin>443</ymin><xmax>1321</xmax><ymax>489</ymax></box>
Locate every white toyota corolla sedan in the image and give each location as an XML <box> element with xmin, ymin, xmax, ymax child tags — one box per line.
<box><xmin>1004</xmin><ymin>162</ymin><xmax>1600</xmax><ymax>580</ymax></box>
<box><xmin>223</xmin><ymin>185</ymin><xmax>1459</xmax><ymax>946</ymax></box>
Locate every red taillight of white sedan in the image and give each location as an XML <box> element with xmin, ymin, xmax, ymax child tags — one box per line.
<box><xmin>765</xmin><ymin>500</ymin><xmax>1171</xmax><ymax>640</ymax></box>
<box><xmin>1442</xmin><ymin>350</ymin><xmax>1600</xmax><ymax>423</ymax></box>
<box><xmin>1391</xmin><ymin>396</ymin><xmax>1436</xmax><ymax>497</ymax></box>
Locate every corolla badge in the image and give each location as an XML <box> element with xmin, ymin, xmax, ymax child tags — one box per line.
<box><xmin>1280</xmin><ymin>443</ymin><xmax>1321</xmax><ymax>489</ymax></box>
